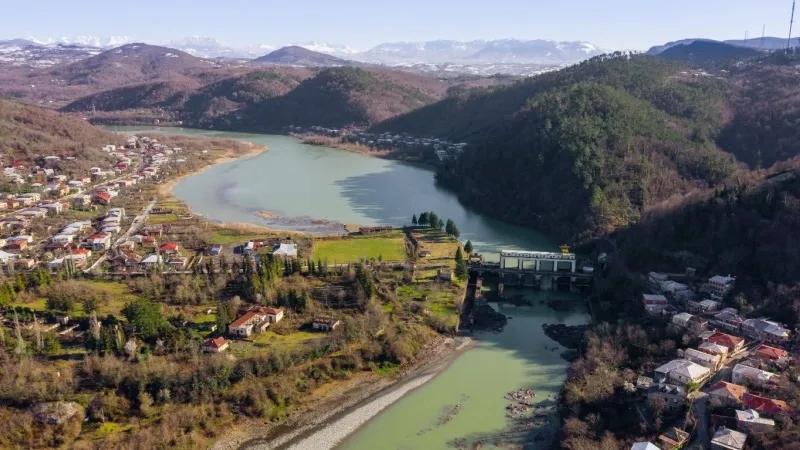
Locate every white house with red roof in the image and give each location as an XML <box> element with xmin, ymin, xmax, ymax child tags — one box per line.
<box><xmin>202</xmin><ymin>336</ymin><xmax>230</xmax><ymax>353</ymax></box>
<box><xmin>87</xmin><ymin>233</ymin><xmax>111</xmax><ymax>251</ymax></box>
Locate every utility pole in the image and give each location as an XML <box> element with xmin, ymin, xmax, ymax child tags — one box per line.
<box><xmin>790</xmin><ymin>0</ymin><xmax>797</xmax><ymax>49</ymax></box>
<box><xmin>761</xmin><ymin>24</ymin><xmax>766</xmax><ymax>48</ymax></box>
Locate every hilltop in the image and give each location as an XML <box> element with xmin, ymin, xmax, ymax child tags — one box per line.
<box><xmin>657</xmin><ymin>40</ymin><xmax>761</xmax><ymax>66</ymax></box>
<box><xmin>252</xmin><ymin>46</ymin><xmax>353</xmax><ymax>67</ymax></box>
<box><xmin>214</xmin><ymin>67</ymin><xmax>446</xmax><ymax>130</ymax></box>
<box><xmin>0</xmin><ymin>98</ymin><xmax>119</xmax><ymax>169</ymax></box>
<box><xmin>375</xmin><ymin>54</ymin><xmax>739</xmax><ymax>243</ymax></box>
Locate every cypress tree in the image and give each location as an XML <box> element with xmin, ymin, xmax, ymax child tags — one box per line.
<box><xmin>411</xmin><ymin>214</ymin><xmax>418</xmax><ymax>226</ymax></box>
<box><xmin>464</xmin><ymin>240</ymin><xmax>473</xmax><ymax>254</ymax></box>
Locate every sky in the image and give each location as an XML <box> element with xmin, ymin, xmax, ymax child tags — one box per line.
<box><xmin>2</xmin><ymin>0</ymin><xmax>796</xmax><ymax>51</ymax></box>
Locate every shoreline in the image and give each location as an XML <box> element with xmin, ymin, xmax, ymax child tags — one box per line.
<box><xmin>292</xmin><ymin>133</ymin><xmax>439</xmax><ymax>172</ymax></box>
<box><xmin>210</xmin><ymin>336</ymin><xmax>475</xmax><ymax>450</ymax></box>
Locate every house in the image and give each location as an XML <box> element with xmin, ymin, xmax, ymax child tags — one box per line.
<box><xmin>654</xmin><ymin>359</ymin><xmax>711</xmax><ymax>385</ymax></box>
<box><xmin>708</xmin><ymin>382</ymin><xmax>747</xmax><ymax>408</ymax></box>
<box><xmin>5</xmin><ymin>199</ymin><xmax>19</xmax><ymax>209</ymax></box>
<box><xmin>732</xmin><ymin>364</ymin><xmax>779</xmax><ymax>388</ymax></box>
<box><xmin>0</xmin><ymin>250</ymin><xmax>18</xmax><ymax>264</ymax></box>
<box><xmin>437</xmin><ymin>269</ymin><xmax>453</xmax><ymax>282</ymax></box>
<box><xmin>107</xmin><ymin>208</ymin><xmax>125</xmax><ymax>218</ymax></box>
<box><xmin>93</xmin><ymin>192</ymin><xmax>111</xmax><ymax>205</ymax></box>
<box><xmin>742</xmin><ymin>392</ymin><xmax>790</xmax><ymax>416</ymax></box>
<box><xmin>742</xmin><ymin>318</ymin><xmax>790</xmax><ymax>344</ymax></box>
<box><xmin>713</xmin><ymin>309</ymin><xmax>744</xmax><ymax>332</ymax></box>
<box><xmin>247</xmin><ymin>306</ymin><xmax>284</xmax><ymax>323</ymax></box>
<box><xmin>646</xmin><ymin>383</ymin><xmax>686</xmax><ymax>411</ymax></box>
<box><xmin>312</xmin><ymin>317</ymin><xmax>341</xmax><ymax>332</ymax></box>
<box><xmin>684</xmin><ymin>348</ymin><xmax>721</xmax><ymax>371</ymax></box>
<box><xmin>711</xmin><ymin>427</ymin><xmax>747</xmax><ymax>450</ymax></box>
<box><xmin>208</xmin><ymin>244</ymin><xmax>222</xmax><ymax>256</ymax></box>
<box><xmin>159</xmin><ymin>243</ymin><xmax>179</xmax><ymax>255</ymax></box>
<box><xmin>697</xmin><ymin>299</ymin><xmax>720</xmax><ymax>312</ymax></box>
<box><xmin>4</xmin><ymin>240</ymin><xmax>28</xmax><ymax>251</ymax></box>
<box><xmin>228</xmin><ymin>310</ymin><xmax>269</xmax><ymax>337</ymax></box>
<box><xmin>273</xmin><ymin>243</ymin><xmax>298</xmax><ymax>257</ymax></box>
<box><xmin>699</xmin><ymin>342</ymin><xmax>729</xmax><ymax>360</ymax></box>
<box><xmin>167</xmin><ymin>257</ymin><xmax>188</xmax><ymax>269</ymax></box>
<box><xmin>657</xmin><ymin>427</ymin><xmax>690</xmax><ymax>450</ymax></box>
<box><xmin>673</xmin><ymin>312</ymin><xmax>707</xmax><ymax>333</ymax></box>
<box><xmin>51</xmin><ymin>234</ymin><xmax>75</xmax><ymax>245</ymax></box>
<box><xmin>202</xmin><ymin>336</ymin><xmax>229</xmax><ymax>353</ymax></box>
<box><xmin>672</xmin><ymin>312</ymin><xmax>694</xmax><ymax>328</ymax></box>
<box><xmin>41</xmin><ymin>203</ymin><xmax>63</xmax><ymax>215</ymax></box>
<box><xmin>141</xmin><ymin>254</ymin><xmax>163</xmax><ymax>267</ymax></box>
<box><xmin>736</xmin><ymin>409</ymin><xmax>775</xmax><ymax>432</ymax></box>
<box><xmin>642</xmin><ymin>294</ymin><xmax>668</xmax><ymax>305</ymax></box>
<box><xmin>754</xmin><ymin>344</ymin><xmax>789</xmax><ymax>366</ymax></box>
<box><xmin>705</xmin><ymin>331</ymin><xmax>745</xmax><ymax>353</ymax></box>
<box><xmin>708</xmin><ymin>275</ymin><xmax>736</xmax><ymax>298</ymax></box>
<box><xmin>87</xmin><ymin>233</ymin><xmax>111</xmax><ymax>251</ymax></box>
<box><xmin>72</xmin><ymin>195</ymin><xmax>91</xmax><ymax>208</ymax></box>
<box><xmin>631</xmin><ymin>443</ymin><xmax>660</xmax><ymax>450</ymax></box>
<box><xmin>17</xmin><ymin>208</ymin><xmax>48</xmax><ymax>219</ymax></box>
<box><xmin>110</xmin><ymin>253</ymin><xmax>140</xmax><ymax>271</ymax></box>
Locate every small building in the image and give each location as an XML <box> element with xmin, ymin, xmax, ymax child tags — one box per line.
<box><xmin>711</xmin><ymin>427</ymin><xmax>747</xmax><ymax>450</ymax></box>
<box><xmin>273</xmin><ymin>243</ymin><xmax>298</xmax><ymax>257</ymax></box>
<box><xmin>657</xmin><ymin>427</ymin><xmax>690</xmax><ymax>450</ymax></box>
<box><xmin>87</xmin><ymin>233</ymin><xmax>111</xmax><ymax>251</ymax></box>
<box><xmin>699</xmin><ymin>342</ymin><xmax>729</xmax><ymax>360</ymax></box>
<box><xmin>228</xmin><ymin>310</ymin><xmax>269</xmax><ymax>337</ymax></box>
<box><xmin>437</xmin><ymin>269</ymin><xmax>453</xmax><ymax>281</ymax></box>
<box><xmin>202</xmin><ymin>336</ymin><xmax>229</xmax><ymax>353</ymax></box>
<box><xmin>697</xmin><ymin>299</ymin><xmax>720</xmax><ymax>312</ymax></box>
<box><xmin>705</xmin><ymin>331</ymin><xmax>745</xmax><ymax>353</ymax></box>
<box><xmin>708</xmin><ymin>381</ymin><xmax>747</xmax><ymax>408</ymax></box>
<box><xmin>312</xmin><ymin>317</ymin><xmax>341</xmax><ymax>332</ymax></box>
<box><xmin>654</xmin><ymin>359</ymin><xmax>711</xmax><ymax>385</ymax></box>
<box><xmin>642</xmin><ymin>294</ymin><xmax>668</xmax><ymax>305</ymax></box>
<box><xmin>712</xmin><ymin>310</ymin><xmax>744</xmax><ymax>332</ymax></box>
<box><xmin>159</xmin><ymin>243</ymin><xmax>179</xmax><ymax>255</ymax></box>
<box><xmin>742</xmin><ymin>392</ymin><xmax>790</xmax><ymax>416</ymax></box>
<box><xmin>754</xmin><ymin>344</ymin><xmax>789</xmax><ymax>366</ymax></box>
<box><xmin>685</xmin><ymin>348</ymin><xmax>721</xmax><ymax>371</ymax></box>
<box><xmin>742</xmin><ymin>318</ymin><xmax>790</xmax><ymax>344</ymax></box>
<box><xmin>208</xmin><ymin>244</ymin><xmax>222</xmax><ymax>256</ymax></box>
<box><xmin>708</xmin><ymin>275</ymin><xmax>735</xmax><ymax>298</ymax></box>
<box><xmin>736</xmin><ymin>409</ymin><xmax>775</xmax><ymax>433</ymax></box>
<box><xmin>646</xmin><ymin>383</ymin><xmax>686</xmax><ymax>411</ymax></box>
<box><xmin>631</xmin><ymin>443</ymin><xmax>660</xmax><ymax>450</ymax></box>
<box><xmin>141</xmin><ymin>254</ymin><xmax>163</xmax><ymax>267</ymax></box>
<box><xmin>732</xmin><ymin>364</ymin><xmax>779</xmax><ymax>388</ymax></box>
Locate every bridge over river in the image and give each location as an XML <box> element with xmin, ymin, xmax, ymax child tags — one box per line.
<box><xmin>469</xmin><ymin>249</ymin><xmax>593</xmax><ymax>291</ymax></box>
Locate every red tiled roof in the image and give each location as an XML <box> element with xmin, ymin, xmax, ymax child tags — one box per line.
<box><xmin>203</xmin><ymin>336</ymin><xmax>228</xmax><ymax>349</ymax></box>
<box><xmin>88</xmin><ymin>233</ymin><xmax>108</xmax><ymax>240</ymax></box>
<box><xmin>755</xmin><ymin>344</ymin><xmax>788</xmax><ymax>361</ymax></box>
<box><xmin>709</xmin><ymin>381</ymin><xmax>747</xmax><ymax>403</ymax></box>
<box><xmin>743</xmin><ymin>392</ymin><xmax>790</xmax><ymax>414</ymax></box>
<box><xmin>229</xmin><ymin>311</ymin><xmax>264</xmax><ymax>329</ymax></box>
<box><xmin>248</xmin><ymin>305</ymin><xmax>284</xmax><ymax>315</ymax></box>
<box><xmin>159</xmin><ymin>243</ymin><xmax>178</xmax><ymax>251</ymax></box>
<box><xmin>707</xmin><ymin>331</ymin><xmax>744</xmax><ymax>349</ymax></box>
<box><xmin>94</xmin><ymin>192</ymin><xmax>111</xmax><ymax>202</ymax></box>
<box><xmin>72</xmin><ymin>249</ymin><xmax>91</xmax><ymax>255</ymax></box>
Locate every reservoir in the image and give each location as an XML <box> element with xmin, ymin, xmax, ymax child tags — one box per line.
<box><xmin>115</xmin><ymin>127</ymin><xmax>588</xmax><ymax>448</ymax></box>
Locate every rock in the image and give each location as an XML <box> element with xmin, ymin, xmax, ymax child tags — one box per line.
<box><xmin>31</xmin><ymin>401</ymin><xmax>84</xmax><ymax>425</ymax></box>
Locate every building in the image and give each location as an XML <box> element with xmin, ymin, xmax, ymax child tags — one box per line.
<box><xmin>159</xmin><ymin>243</ymin><xmax>179</xmax><ymax>255</ymax></box>
<box><xmin>754</xmin><ymin>344</ymin><xmax>789</xmax><ymax>366</ymax></box>
<box><xmin>732</xmin><ymin>364</ymin><xmax>779</xmax><ymax>388</ymax></box>
<box><xmin>631</xmin><ymin>443</ymin><xmax>660</xmax><ymax>450</ymax></box>
<box><xmin>705</xmin><ymin>331</ymin><xmax>745</xmax><ymax>353</ymax></box>
<box><xmin>684</xmin><ymin>348</ymin><xmax>722</xmax><ymax>371</ymax></box>
<box><xmin>742</xmin><ymin>318</ymin><xmax>790</xmax><ymax>344</ymax></box>
<box><xmin>312</xmin><ymin>317</ymin><xmax>341</xmax><ymax>332</ymax></box>
<box><xmin>742</xmin><ymin>392</ymin><xmax>790</xmax><ymax>416</ymax></box>
<box><xmin>228</xmin><ymin>310</ymin><xmax>269</xmax><ymax>337</ymax></box>
<box><xmin>699</xmin><ymin>342</ymin><xmax>729</xmax><ymax>360</ymax></box>
<box><xmin>712</xmin><ymin>309</ymin><xmax>744</xmax><ymax>332</ymax></box>
<box><xmin>87</xmin><ymin>233</ymin><xmax>111</xmax><ymax>251</ymax></box>
<box><xmin>711</xmin><ymin>427</ymin><xmax>747</xmax><ymax>450</ymax></box>
<box><xmin>272</xmin><ymin>243</ymin><xmax>298</xmax><ymax>257</ymax></box>
<box><xmin>646</xmin><ymin>383</ymin><xmax>687</xmax><ymax>411</ymax></box>
<box><xmin>202</xmin><ymin>336</ymin><xmax>229</xmax><ymax>353</ymax></box>
<box><xmin>657</xmin><ymin>427</ymin><xmax>690</xmax><ymax>450</ymax></box>
<box><xmin>642</xmin><ymin>294</ymin><xmax>668</xmax><ymax>305</ymax></box>
<box><xmin>736</xmin><ymin>409</ymin><xmax>775</xmax><ymax>432</ymax></box>
<box><xmin>672</xmin><ymin>312</ymin><xmax>694</xmax><ymax>328</ymax></box>
<box><xmin>654</xmin><ymin>359</ymin><xmax>711</xmax><ymax>385</ymax></box>
<box><xmin>140</xmin><ymin>254</ymin><xmax>163</xmax><ymax>267</ymax></box>
<box><xmin>708</xmin><ymin>275</ymin><xmax>735</xmax><ymax>298</ymax></box>
<box><xmin>673</xmin><ymin>312</ymin><xmax>707</xmax><ymax>333</ymax></box>
<box><xmin>708</xmin><ymin>382</ymin><xmax>747</xmax><ymax>408</ymax></box>
<box><xmin>257</xmin><ymin>306</ymin><xmax>284</xmax><ymax>323</ymax></box>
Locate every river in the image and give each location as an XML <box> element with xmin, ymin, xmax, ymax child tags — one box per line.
<box><xmin>114</xmin><ymin>127</ymin><xmax>588</xmax><ymax>449</ymax></box>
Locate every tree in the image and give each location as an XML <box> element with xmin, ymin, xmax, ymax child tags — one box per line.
<box><xmin>82</xmin><ymin>297</ymin><xmax>98</xmax><ymax>315</ymax></box>
<box><xmin>454</xmin><ymin>247</ymin><xmax>468</xmax><ymax>280</ymax></box>
<box><xmin>445</xmin><ymin>219</ymin><xmax>455</xmax><ymax>235</ymax></box>
<box><xmin>121</xmin><ymin>298</ymin><xmax>173</xmax><ymax>342</ymax></box>
<box><xmin>46</xmin><ymin>296</ymin><xmax>75</xmax><ymax>314</ymax></box>
<box><xmin>42</xmin><ymin>333</ymin><xmax>61</xmax><ymax>355</ymax></box>
<box><xmin>411</xmin><ymin>214</ymin><xmax>418</xmax><ymax>226</ymax></box>
<box><xmin>464</xmin><ymin>240</ymin><xmax>474</xmax><ymax>254</ymax></box>
<box><xmin>418</xmin><ymin>212</ymin><xmax>429</xmax><ymax>227</ymax></box>
<box><xmin>428</xmin><ymin>212</ymin><xmax>439</xmax><ymax>229</ymax></box>
<box><xmin>216</xmin><ymin>300</ymin><xmax>230</xmax><ymax>333</ymax></box>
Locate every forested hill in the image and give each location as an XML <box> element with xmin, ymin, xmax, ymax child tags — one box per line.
<box><xmin>376</xmin><ymin>54</ymin><xmax>738</xmax><ymax>243</ymax></box>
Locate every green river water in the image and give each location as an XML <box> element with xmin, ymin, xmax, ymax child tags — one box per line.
<box><xmin>115</xmin><ymin>127</ymin><xmax>588</xmax><ymax>449</ymax></box>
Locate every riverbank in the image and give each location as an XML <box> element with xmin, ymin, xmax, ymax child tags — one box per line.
<box><xmin>210</xmin><ymin>336</ymin><xmax>475</xmax><ymax>450</ymax></box>
<box><xmin>293</xmin><ymin>133</ymin><xmax>439</xmax><ymax>171</ymax></box>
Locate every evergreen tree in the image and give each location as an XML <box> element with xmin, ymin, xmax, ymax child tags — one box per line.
<box><xmin>418</xmin><ymin>212</ymin><xmax>429</xmax><ymax>226</ymax></box>
<box><xmin>454</xmin><ymin>247</ymin><xmax>468</xmax><ymax>280</ymax></box>
<box><xmin>464</xmin><ymin>240</ymin><xmax>474</xmax><ymax>254</ymax></box>
<box><xmin>450</xmin><ymin>222</ymin><xmax>460</xmax><ymax>238</ymax></box>
<box><xmin>428</xmin><ymin>212</ymin><xmax>439</xmax><ymax>229</ymax></box>
<box><xmin>445</xmin><ymin>219</ymin><xmax>455</xmax><ymax>235</ymax></box>
<box><xmin>354</xmin><ymin>263</ymin><xmax>374</xmax><ymax>298</ymax></box>
<box><xmin>216</xmin><ymin>300</ymin><xmax>229</xmax><ymax>334</ymax></box>
<box><xmin>411</xmin><ymin>214</ymin><xmax>418</xmax><ymax>226</ymax></box>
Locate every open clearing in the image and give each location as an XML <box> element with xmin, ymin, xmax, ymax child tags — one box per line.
<box><xmin>313</xmin><ymin>234</ymin><xmax>406</xmax><ymax>263</ymax></box>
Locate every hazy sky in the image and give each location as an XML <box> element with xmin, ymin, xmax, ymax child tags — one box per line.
<box><xmin>3</xmin><ymin>0</ymin><xmax>796</xmax><ymax>50</ymax></box>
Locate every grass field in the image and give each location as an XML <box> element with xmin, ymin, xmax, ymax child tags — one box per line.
<box><xmin>204</xmin><ymin>229</ymin><xmax>270</xmax><ymax>245</ymax></box>
<box><xmin>10</xmin><ymin>280</ymin><xmax>140</xmax><ymax>317</ymax></box>
<box><xmin>313</xmin><ymin>234</ymin><xmax>406</xmax><ymax>263</ymax></box>
<box><xmin>229</xmin><ymin>331</ymin><xmax>321</xmax><ymax>357</ymax></box>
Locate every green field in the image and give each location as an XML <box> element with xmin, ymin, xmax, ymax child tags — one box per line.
<box><xmin>10</xmin><ymin>280</ymin><xmax>140</xmax><ymax>317</ymax></box>
<box><xmin>204</xmin><ymin>229</ymin><xmax>269</xmax><ymax>245</ymax></box>
<box><xmin>313</xmin><ymin>235</ymin><xmax>406</xmax><ymax>263</ymax></box>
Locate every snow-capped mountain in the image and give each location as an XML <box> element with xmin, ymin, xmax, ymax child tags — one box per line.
<box><xmin>293</xmin><ymin>41</ymin><xmax>360</xmax><ymax>57</ymax></box>
<box><xmin>31</xmin><ymin>36</ymin><xmax>132</xmax><ymax>48</ymax></box>
<box><xmin>164</xmin><ymin>36</ymin><xmax>274</xmax><ymax>59</ymax></box>
<box><xmin>0</xmin><ymin>39</ymin><xmax>102</xmax><ymax>68</ymax></box>
<box><xmin>354</xmin><ymin>39</ymin><xmax>603</xmax><ymax>64</ymax></box>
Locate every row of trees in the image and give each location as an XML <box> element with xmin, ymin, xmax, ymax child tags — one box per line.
<box><xmin>411</xmin><ymin>212</ymin><xmax>461</xmax><ymax>238</ymax></box>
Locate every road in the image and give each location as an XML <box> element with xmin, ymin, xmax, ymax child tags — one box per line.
<box><xmin>84</xmin><ymin>197</ymin><xmax>156</xmax><ymax>274</ymax></box>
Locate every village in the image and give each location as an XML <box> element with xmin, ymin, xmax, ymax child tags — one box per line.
<box><xmin>284</xmin><ymin>125</ymin><xmax>468</xmax><ymax>163</ymax></box>
<box><xmin>630</xmin><ymin>270</ymin><xmax>794</xmax><ymax>450</ymax></box>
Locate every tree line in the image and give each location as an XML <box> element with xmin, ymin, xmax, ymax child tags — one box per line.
<box><xmin>411</xmin><ymin>212</ymin><xmax>460</xmax><ymax>238</ymax></box>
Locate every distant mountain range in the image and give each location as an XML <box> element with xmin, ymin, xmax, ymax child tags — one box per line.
<box><xmin>647</xmin><ymin>36</ymin><xmax>791</xmax><ymax>55</ymax></box>
<box><xmin>657</xmin><ymin>40</ymin><xmax>761</xmax><ymax>65</ymax></box>
<box><xmin>252</xmin><ymin>46</ymin><xmax>354</xmax><ymax>67</ymax></box>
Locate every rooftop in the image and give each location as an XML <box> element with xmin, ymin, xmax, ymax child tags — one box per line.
<box><xmin>499</xmin><ymin>249</ymin><xmax>575</xmax><ymax>260</ymax></box>
<box><xmin>711</xmin><ymin>427</ymin><xmax>747</xmax><ymax>450</ymax></box>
